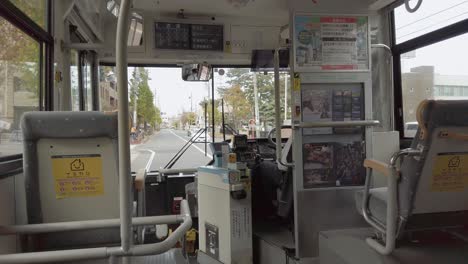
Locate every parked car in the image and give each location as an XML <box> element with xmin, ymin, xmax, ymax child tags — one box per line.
<box><xmin>404</xmin><ymin>121</ymin><xmax>418</xmax><ymax>138</ymax></box>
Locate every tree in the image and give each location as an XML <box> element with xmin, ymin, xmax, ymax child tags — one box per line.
<box><xmin>180</xmin><ymin>112</ymin><xmax>197</xmax><ymax>128</ymax></box>
<box><xmin>199</xmin><ymin>99</ymin><xmax>222</xmax><ymax>126</ymax></box>
<box><xmin>218</xmin><ymin>84</ymin><xmax>252</xmax><ymax>129</ymax></box>
<box><xmin>222</xmin><ymin>69</ymin><xmax>290</xmax><ymax>129</ymax></box>
<box><xmin>155</xmin><ymin>106</ymin><xmax>163</xmax><ymax>127</ymax></box>
<box><xmin>0</xmin><ymin>0</ymin><xmax>45</xmax><ymax>99</ymax></box>
<box><xmin>128</xmin><ymin>67</ymin><xmax>162</xmax><ymax>129</ymax></box>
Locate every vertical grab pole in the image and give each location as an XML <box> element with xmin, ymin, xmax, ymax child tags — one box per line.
<box><xmin>205</xmin><ymin>103</ymin><xmax>208</xmax><ymax>156</ymax></box>
<box><xmin>274</xmin><ymin>48</ymin><xmax>282</xmax><ymax>164</ymax></box>
<box><xmin>211</xmin><ymin>68</ymin><xmax>215</xmax><ymax>143</ymax></box>
<box><xmin>116</xmin><ymin>0</ymin><xmax>133</xmax><ymax>258</ymax></box>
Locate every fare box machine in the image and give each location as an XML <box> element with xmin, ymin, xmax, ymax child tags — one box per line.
<box><xmin>197</xmin><ymin>141</ymin><xmax>253</xmax><ymax>264</ymax></box>
<box><xmin>289</xmin><ymin>11</ymin><xmax>380</xmax><ymax>261</ymax></box>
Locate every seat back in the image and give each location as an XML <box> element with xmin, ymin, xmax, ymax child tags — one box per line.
<box><xmin>398</xmin><ymin>100</ymin><xmax>468</xmax><ymax>223</ymax></box>
<box><xmin>21</xmin><ymin>111</ymin><xmax>120</xmax><ymax>248</ymax></box>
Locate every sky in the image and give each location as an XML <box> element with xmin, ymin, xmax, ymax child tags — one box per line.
<box><xmin>139</xmin><ymin>68</ymin><xmax>229</xmax><ymax>117</ymax></box>
<box><xmin>395</xmin><ymin>0</ymin><xmax>468</xmax><ymax>75</ymax></box>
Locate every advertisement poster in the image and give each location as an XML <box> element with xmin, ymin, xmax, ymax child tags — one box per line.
<box><xmin>334</xmin><ymin>142</ymin><xmax>366</xmax><ymax>186</ymax></box>
<box><xmin>303</xmin><ymin>143</ymin><xmax>334</xmax><ymax>188</ymax></box>
<box><xmin>332</xmin><ymin>86</ymin><xmax>363</xmax><ymax>133</ymax></box>
<box><xmin>302</xmin><ymin>87</ymin><xmax>333</xmax><ymax>134</ymax></box>
<box><xmin>302</xmin><ymin>84</ymin><xmax>364</xmax><ymax>135</ymax></box>
<box><xmin>294</xmin><ymin>15</ymin><xmax>369</xmax><ymax>71</ymax></box>
<box><xmin>303</xmin><ymin>142</ymin><xmax>366</xmax><ymax>188</ymax></box>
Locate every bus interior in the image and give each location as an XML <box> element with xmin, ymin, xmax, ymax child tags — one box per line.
<box><xmin>1</xmin><ymin>0</ymin><xmax>468</xmax><ymax>263</ymax></box>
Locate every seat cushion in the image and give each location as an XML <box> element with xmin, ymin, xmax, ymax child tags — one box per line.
<box><xmin>355</xmin><ymin>187</ymin><xmax>388</xmax><ymax>225</ymax></box>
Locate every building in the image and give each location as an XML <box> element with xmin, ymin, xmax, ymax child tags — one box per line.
<box><xmin>434</xmin><ymin>74</ymin><xmax>468</xmax><ymax>98</ymax></box>
<box><xmin>402</xmin><ymin>66</ymin><xmax>468</xmax><ymax>123</ymax></box>
<box><xmin>100</xmin><ymin>81</ymin><xmax>118</xmax><ymax>111</ymax></box>
<box><xmin>99</xmin><ymin>69</ymin><xmax>118</xmax><ymax>111</ymax></box>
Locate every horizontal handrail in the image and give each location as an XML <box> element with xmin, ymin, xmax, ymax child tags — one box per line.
<box><xmin>0</xmin><ymin>157</ymin><xmax>22</xmax><ymax>180</ymax></box>
<box><xmin>0</xmin><ymin>200</ymin><xmax>192</xmax><ymax>264</ymax></box>
<box><xmin>295</xmin><ymin>120</ymin><xmax>380</xmax><ymax>129</ymax></box>
<box><xmin>0</xmin><ymin>215</ymin><xmax>182</xmax><ymax>235</ymax></box>
<box><xmin>131</xmin><ymin>168</ymin><xmax>198</xmax><ymax>177</ymax></box>
<box><xmin>0</xmin><ymin>154</ymin><xmax>22</xmax><ymax>163</ymax></box>
<box><xmin>158</xmin><ymin>168</ymin><xmax>198</xmax><ymax>175</ymax></box>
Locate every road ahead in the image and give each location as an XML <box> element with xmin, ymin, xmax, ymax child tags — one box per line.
<box><xmin>131</xmin><ymin>129</ymin><xmax>212</xmax><ymax>172</ymax></box>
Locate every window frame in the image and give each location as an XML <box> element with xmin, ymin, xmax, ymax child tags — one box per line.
<box><xmin>0</xmin><ymin>0</ymin><xmax>54</xmax><ymax>111</ymax></box>
<box><xmin>71</xmin><ymin>50</ymin><xmax>99</xmax><ymax>112</ymax></box>
<box><xmin>392</xmin><ymin>8</ymin><xmax>468</xmax><ymax>138</ymax></box>
<box><xmin>0</xmin><ymin>0</ymin><xmax>53</xmax><ymax>159</ymax></box>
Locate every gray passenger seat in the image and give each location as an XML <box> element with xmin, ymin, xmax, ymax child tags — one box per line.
<box><xmin>21</xmin><ymin>111</ymin><xmax>121</xmax><ymax>250</ymax></box>
<box><xmin>356</xmin><ymin>100</ymin><xmax>468</xmax><ymax>254</ymax></box>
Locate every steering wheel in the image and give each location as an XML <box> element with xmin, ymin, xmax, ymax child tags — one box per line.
<box><xmin>267</xmin><ymin>125</ymin><xmax>292</xmax><ymax>149</ymax></box>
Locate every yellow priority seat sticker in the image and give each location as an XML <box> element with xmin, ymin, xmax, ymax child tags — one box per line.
<box><xmin>431</xmin><ymin>153</ymin><xmax>468</xmax><ymax>192</ymax></box>
<box><xmin>51</xmin><ymin>154</ymin><xmax>104</xmax><ymax>199</ymax></box>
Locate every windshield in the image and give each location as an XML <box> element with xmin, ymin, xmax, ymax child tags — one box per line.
<box><xmin>214</xmin><ymin>68</ymin><xmax>291</xmax><ymax>139</ymax></box>
<box><xmin>99</xmin><ymin>66</ymin><xmax>290</xmax><ymax>172</ymax></box>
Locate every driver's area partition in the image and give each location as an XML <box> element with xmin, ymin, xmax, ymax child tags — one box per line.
<box><xmin>289</xmin><ymin>12</ymin><xmax>380</xmax><ymax>259</ymax></box>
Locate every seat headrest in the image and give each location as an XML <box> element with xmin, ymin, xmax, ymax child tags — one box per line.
<box><xmin>21</xmin><ymin>111</ymin><xmax>119</xmax><ymax>141</ymax></box>
<box><xmin>416</xmin><ymin>100</ymin><xmax>468</xmax><ymax>140</ymax></box>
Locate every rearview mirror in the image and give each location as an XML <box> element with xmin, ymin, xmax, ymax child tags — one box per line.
<box><xmin>182</xmin><ymin>63</ymin><xmax>212</xmax><ymax>82</ymax></box>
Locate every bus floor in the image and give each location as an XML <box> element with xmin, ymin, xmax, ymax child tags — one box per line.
<box><xmin>66</xmin><ymin>249</ymin><xmax>196</xmax><ymax>264</ymax></box>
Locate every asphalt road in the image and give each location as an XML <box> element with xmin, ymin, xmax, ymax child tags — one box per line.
<box><xmin>131</xmin><ymin>129</ymin><xmax>213</xmax><ymax>172</ymax></box>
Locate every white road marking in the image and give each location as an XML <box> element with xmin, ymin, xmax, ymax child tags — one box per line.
<box><xmin>169</xmin><ymin>130</ymin><xmax>213</xmax><ymax>159</ymax></box>
<box><xmin>143</xmin><ymin>149</ymin><xmax>156</xmax><ymax>171</ymax></box>
<box><xmin>131</xmin><ymin>152</ymin><xmax>139</xmax><ymax>163</ymax></box>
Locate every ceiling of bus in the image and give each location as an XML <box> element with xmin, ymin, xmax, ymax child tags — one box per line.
<box><xmin>133</xmin><ymin>0</ymin><xmax>288</xmax><ymax>19</ymax></box>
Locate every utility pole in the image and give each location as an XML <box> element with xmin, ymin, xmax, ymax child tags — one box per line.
<box><xmin>190</xmin><ymin>91</ymin><xmax>193</xmax><ymax>112</ymax></box>
<box><xmin>253</xmin><ymin>72</ymin><xmax>260</xmax><ymax>125</ymax></box>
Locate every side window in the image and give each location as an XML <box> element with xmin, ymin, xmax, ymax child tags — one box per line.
<box><xmin>0</xmin><ymin>16</ymin><xmax>41</xmax><ymax>157</ymax></box>
<box><xmin>394</xmin><ymin>0</ymin><xmax>468</xmax><ymax>44</ymax></box>
<box><xmin>394</xmin><ymin>1</ymin><xmax>468</xmax><ymax>138</ymax></box>
<box><xmin>82</xmin><ymin>52</ymin><xmax>94</xmax><ymax>111</ymax></box>
<box><xmin>70</xmin><ymin>50</ymin><xmax>97</xmax><ymax>111</ymax></box>
<box><xmin>128</xmin><ymin>13</ymin><xmax>144</xmax><ymax>47</ymax></box>
<box><xmin>106</xmin><ymin>1</ymin><xmax>144</xmax><ymax>47</ymax></box>
<box><xmin>70</xmin><ymin>50</ymin><xmax>80</xmax><ymax>111</ymax></box>
<box><xmin>399</xmin><ymin>34</ymin><xmax>468</xmax><ymax>137</ymax></box>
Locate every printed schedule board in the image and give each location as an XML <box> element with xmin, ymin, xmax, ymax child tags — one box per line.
<box><xmin>51</xmin><ymin>154</ymin><xmax>104</xmax><ymax>199</ymax></box>
<box><xmin>294</xmin><ymin>14</ymin><xmax>369</xmax><ymax>71</ymax></box>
